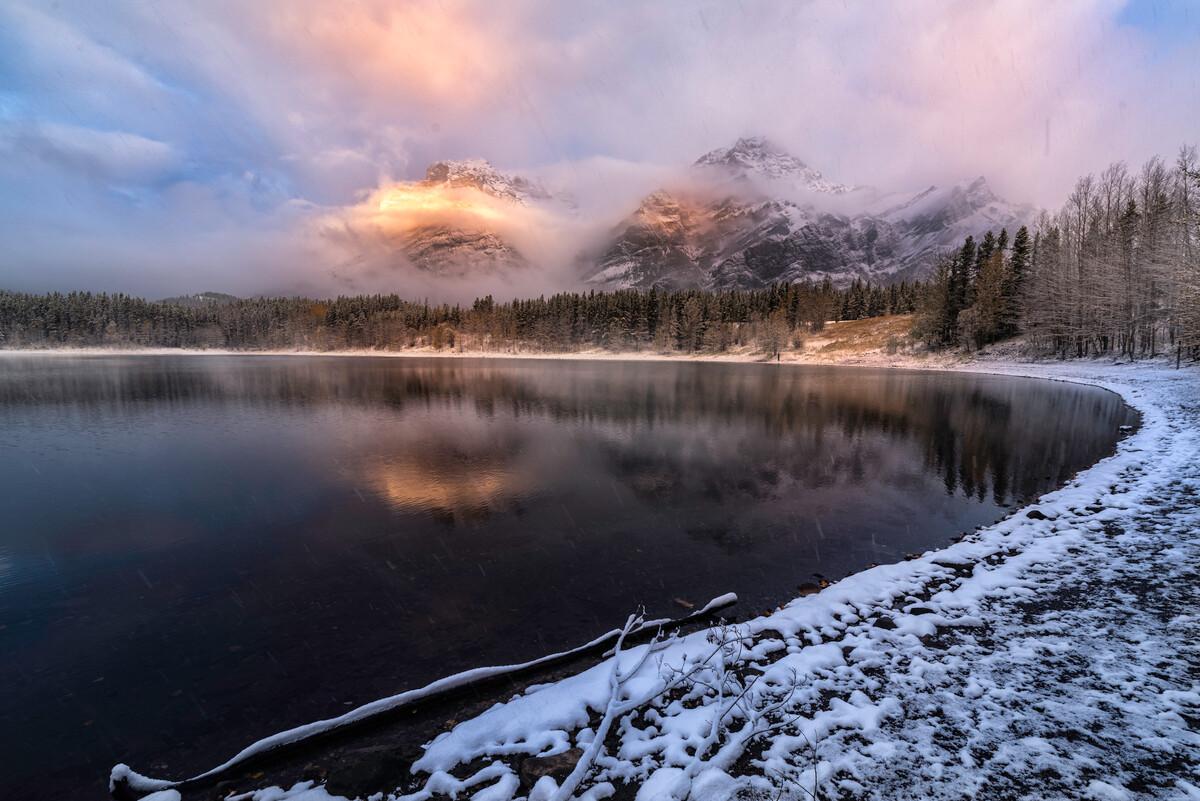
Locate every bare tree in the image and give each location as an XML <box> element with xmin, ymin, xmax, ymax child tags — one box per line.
<box><xmin>1017</xmin><ymin>145</ymin><xmax>1199</xmax><ymax>363</ymax></box>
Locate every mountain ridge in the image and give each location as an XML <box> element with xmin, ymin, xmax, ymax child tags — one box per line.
<box><xmin>376</xmin><ymin>142</ymin><xmax>1037</xmax><ymax>289</ymax></box>
<box><xmin>420</xmin><ymin>159</ymin><xmax>550</xmax><ymax>204</ymax></box>
<box><xmin>694</xmin><ymin>136</ymin><xmax>859</xmax><ymax>195</ymax></box>
<box><xmin>585</xmin><ymin>143</ymin><xmax>1036</xmax><ymax>290</ymax></box>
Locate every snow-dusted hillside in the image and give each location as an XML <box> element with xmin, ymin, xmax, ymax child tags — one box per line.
<box><xmin>586</xmin><ymin>140</ymin><xmax>1036</xmax><ymax>290</ymax></box>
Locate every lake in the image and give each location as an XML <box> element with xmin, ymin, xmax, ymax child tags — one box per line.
<box><xmin>0</xmin><ymin>355</ymin><xmax>1135</xmax><ymax>798</ymax></box>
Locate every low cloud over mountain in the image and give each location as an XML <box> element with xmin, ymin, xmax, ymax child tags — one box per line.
<box><xmin>323</xmin><ymin>137</ymin><xmax>1035</xmax><ymax>295</ymax></box>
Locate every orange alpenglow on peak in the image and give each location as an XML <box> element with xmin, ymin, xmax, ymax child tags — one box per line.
<box><xmin>377</xmin><ymin>185</ymin><xmax>504</xmax><ymax>221</ymax></box>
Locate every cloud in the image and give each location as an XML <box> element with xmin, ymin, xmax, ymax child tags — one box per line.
<box><xmin>0</xmin><ymin>0</ymin><xmax>1197</xmax><ymax>297</ymax></box>
<box><xmin>2</xmin><ymin>122</ymin><xmax>179</xmax><ymax>187</ymax></box>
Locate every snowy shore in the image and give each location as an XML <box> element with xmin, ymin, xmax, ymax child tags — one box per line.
<box><xmin>108</xmin><ymin>357</ymin><xmax>1199</xmax><ymax>801</ymax></box>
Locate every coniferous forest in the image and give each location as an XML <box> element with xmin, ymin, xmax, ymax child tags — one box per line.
<box><xmin>0</xmin><ymin>281</ymin><xmax>917</xmax><ymax>355</ymax></box>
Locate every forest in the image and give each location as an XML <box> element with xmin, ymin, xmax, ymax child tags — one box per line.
<box><xmin>0</xmin><ymin>281</ymin><xmax>917</xmax><ymax>355</ymax></box>
<box><xmin>915</xmin><ymin>146</ymin><xmax>1200</xmax><ymax>363</ymax></box>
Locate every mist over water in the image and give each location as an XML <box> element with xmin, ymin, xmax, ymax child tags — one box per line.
<box><xmin>0</xmin><ymin>356</ymin><xmax>1134</xmax><ymax>797</ymax></box>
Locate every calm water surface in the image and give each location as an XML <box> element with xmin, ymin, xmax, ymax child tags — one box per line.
<box><xmin>0</xmin><ymin>356</ymin><xmax>1135</xmax><ymax>797</ymax></box>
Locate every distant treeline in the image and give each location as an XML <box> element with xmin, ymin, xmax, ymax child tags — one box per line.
<box><xmin>916</xmin><ymin>146</ymin><xmax>1200</xmax><ymax>363</ymax></box>
<box><xmin>0</xmin><ymin>280</ymin><xmax>919</xmax><ymax>354</ymax></box>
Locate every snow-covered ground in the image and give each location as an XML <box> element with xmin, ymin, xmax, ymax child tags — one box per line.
<box><xmin>118</xmin><ymin>361</ymin><xmax>1200</xmax><ymax>801</ymax></box>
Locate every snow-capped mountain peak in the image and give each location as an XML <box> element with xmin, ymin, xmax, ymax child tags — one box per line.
<box><xmin>422</xmin><ymin>159</ymin><xmax>549</xmax><ymax>204</ymax></box>
<box><xmin>694</xmin><ymin>136</ymin><xmax>856</xmax><ymax>194</ymax></box>
<box><xmin>695</xmin><ymin>137</ymin><xmax>808</xmax><ymax>176</ymax></box>
<box><xmin>369</xmin><ymin>159</ymin><xmax>547</xmax><ymax>277</ymax></box>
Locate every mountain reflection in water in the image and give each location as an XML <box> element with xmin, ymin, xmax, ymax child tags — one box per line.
<box><xmin>0</xmin><ymin>356</ymin><xmax>1134</xmax><ymax>799</ymax></box>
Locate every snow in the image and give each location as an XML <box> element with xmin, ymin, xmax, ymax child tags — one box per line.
<box><xmin>228</xmin><ymin>782</ymin><xmax>343</xmax><ymax>801</ymax></box>
<box><xmin>422</xmin><ymin>160</ymin><xmax>549</xmax><ymax>205</ymax></box>
<box><xmin>120</xmin><ymin>362</ymin><xmax>1199</xmax><ymax>801</ymax></box>
<box><xmin>694</xmin><ymin>137</ymin><xmax>857</xmax><ymax>195</ymax></box>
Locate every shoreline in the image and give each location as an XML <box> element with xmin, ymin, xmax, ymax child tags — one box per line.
<box><xmin>0</xmin><ymin>312</ymin><xmax>967</xmax><ymax>370</ymax></box>
<box><xmin>4</xmin><ymin>342</ymin><xmax>1175</xmax><ymax>392</ymax></box>
<box><xmin>95</xmin><ymin>355</ymin><xmax>1197</xmax><ymax>800</ymax></box>
<box><xmin>354</xmin><ymin>360</ymin><xmax>1196</xmax><ymax>801</ymax></box>
<box><xmin>0</xmin><ymin>343</ymin><xmax>967</xmax><ymax>370</ymax></box>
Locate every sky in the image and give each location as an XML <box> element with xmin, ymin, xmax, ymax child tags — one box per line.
<box><xmin>1</xmin><ymin>0</ymin><xmax>1197</xmax><ymax>298</ymax></box>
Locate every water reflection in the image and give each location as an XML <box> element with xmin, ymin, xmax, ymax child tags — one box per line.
<box><xmin>0</xmin><ymin>355</ymin><xmax>1134</xmax><ymax>799</ymax></box>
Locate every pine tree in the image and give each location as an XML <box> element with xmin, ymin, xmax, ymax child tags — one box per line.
<box><xmin>971</xmin><ymin>231</ymin><xmax>996</xmax><ymax>306</ymax></box>
<box><xmin>947</xmin><ymin>236</ymin><xmax>976</xmax><ymax>342</ymax></box>
<box><xmin>962</xmin><ymin>246</ymin><xmax>1006</xmax><ymax>349</ymax></box>
<box><xmin>911</xmin><ymin>255</ymin><xmax>956</xmax><ymax>347</ymax></box>
<box><xmin>1001</xmin><ymin>226</ymin><xmax>1031</xmax><ymax>336</ymax></box>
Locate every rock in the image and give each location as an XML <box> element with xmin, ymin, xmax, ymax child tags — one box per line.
<box><xmin>520</xmin><ymin>748</ymin><xmax>584</xmax><ymax>789</ymax></box>
<box><xmin>796</xmin><ymin>582</ymin><xmax>821</xmax><ymax>596</ymax></box>
<box><xmin>142</xmin><ymin>791</ymin><xmax>181</xmax><ymax>801</ymax></box>
<box><xmin>873</xmin><ymin>616</ymin><xmax>897</xmax><ymax>630</ymax></box>
<box><xmin>1026</xmin><ymin>509</ymin><xmax>1050</xmax><ymax>520</ymax></box>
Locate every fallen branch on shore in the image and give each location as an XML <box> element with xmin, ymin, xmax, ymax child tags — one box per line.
<box><xmin>109</xmin><ymin>592</ymin><xmax>738</xmax><ymax>799</ymax></box>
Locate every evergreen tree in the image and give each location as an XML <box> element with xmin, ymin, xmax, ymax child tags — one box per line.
<box><xmin>946</xmin><ymin>236</ymin><xmax>976</xmax><ymax>342</ymax></box>
<box><xmin>999</xmin><ymin>226</ymin><xmax>1031</xmax><ymax>336</ymax></box>
<box><xmin>971</xmin><ymin>231</ymin><xmax>996</xmax><ymax>305</ymax></box>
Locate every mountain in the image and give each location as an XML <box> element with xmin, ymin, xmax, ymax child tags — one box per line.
<box><xmin>694</xmin><ymin>136</ymin><xmax>858</xmax><ymax>194</ymax></box>
<box><xmin>387</xmin><ymin>160</ymin><xmax>548</xmax><ymax>276</ymax></box>
<box><xmin>398</xmin><ymin>227</ymin><xmax>525</xmax><ymax>278</ymax></box>
<box><xmin>585</xmin><ymin>141</ymin><xmax>1036</xmax><ymax>290</ymax></box>
<box><xmin>584</xmin><ymin>191</ymin><xmax>757</xmax><ymax>289</ymax></box>
<box><xmin>376</xmin><ymin>145</ymin><xmax>1035</xmax><ymax>289</ymax></box>
<box><xmin>421</xmin><ymin>159</ymin><xmax>550</xmax><ymax>204</ymax></box>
